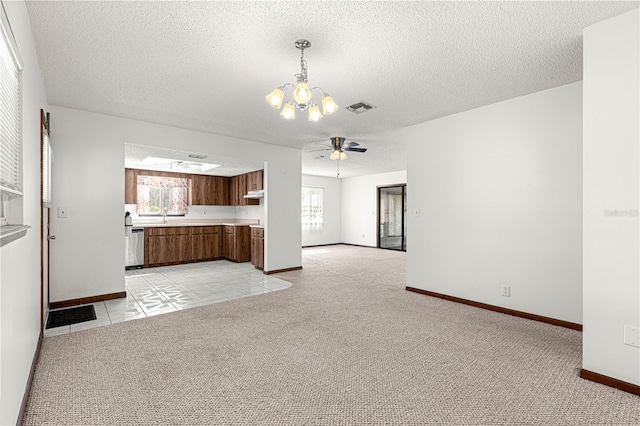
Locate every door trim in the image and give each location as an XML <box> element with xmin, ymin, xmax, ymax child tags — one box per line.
<box><xmin>39</xmin><ymin>109</ymin><xmax>49</xmax><ymax>330</ymax></box>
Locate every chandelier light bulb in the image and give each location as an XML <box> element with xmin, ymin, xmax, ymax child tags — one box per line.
<box><xmin>330</xmin><ymin>150</ymin><xmax>339</xmax><ymax>160</ymax></box>
<box><xmin>293</xmin><ymin>82</ymin><xmax>312</xmax><ymax>104</ymax></box>
<box><xmin>308</xmin><ymin>105</ymin><xmax>323</xmax><ymax>121</ymax></box>
<box><xmin>340</xmin><ymin>151</ymin><xmax>347</xmax><ymax>161</ymax></box>
<box><xmin>280</xmin><ymin>103</ymin><xmax>296</xmax><ymax>120</ymax></box>
<box><xmin>265</xmin><ymin>88</ymin><xmax>284</xmax><ymax>109</ymax></box>
<box><xmin>322</xmin><ymin>95</ymin><xmax>338</xmax><ymax>115</ymax></box>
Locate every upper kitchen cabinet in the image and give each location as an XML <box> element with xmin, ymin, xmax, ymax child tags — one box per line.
<box><xmin>191</xmin><ymin>175</ymin><xmax>230</xmax><ymax>206</ymax></box>
<box><xmin>248</xmin><ymin>170</ymin><xmax>263</xmax><ymax>191</ymax></box>
<box><xmin>230</xmin><ymin>171</ymin><xmax>262</xmax><ymax>206</ymax></box>
<box><xmin>126</xmin><ymin>168</ymin><xmax>262</xmax><ymax>207</ymax></box>
<box><xmin>125</xmin><ymin>168</ymin><xmax>138</xmax><ymax>204</ymax></box>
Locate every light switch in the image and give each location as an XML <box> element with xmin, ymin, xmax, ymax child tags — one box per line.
<box><xmin>624</xmin><ymin>325</ymin><xmax>640</xmax><ymax>348</ymax></box>
<box><xmin>57</xmin><ymin>207</ymin><xmax>68</xmax><ymax>218</ymax></box>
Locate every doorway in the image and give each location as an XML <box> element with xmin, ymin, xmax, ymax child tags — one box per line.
<box><xmin>377</xmin><ymin>184</ymin><xmax>406</xmax><ymax>251</ymax></box>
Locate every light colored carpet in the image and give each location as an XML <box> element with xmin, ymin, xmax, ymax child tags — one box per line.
<box><xmin>24</xmin><ymin>245</ymin><xmax>640</xmax><ymax>425</ymax></box>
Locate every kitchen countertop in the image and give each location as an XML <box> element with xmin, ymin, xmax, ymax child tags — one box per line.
<box><xmin>132</xmin><ymin>220</ymin><xmax>259</xmax><ymax>228</ymax></box>
<box><xmin>249</xmin><ymin>225</ymin><xmax>264</xmax><ymax>229</ymax></box>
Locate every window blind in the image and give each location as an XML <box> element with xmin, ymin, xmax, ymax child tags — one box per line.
<box><xmin>42</xmin><ymin>126</ymin><xmax>52</xmax><ymax>208</ymax></box>
<box><xmin>0</xmin><ymin>5</ymin><xmax>22</xmax><ymax>196</ymax></box>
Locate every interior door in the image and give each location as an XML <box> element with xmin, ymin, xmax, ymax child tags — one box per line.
<box><xmin>378</xmin><ymin>185</ymin><xmax>406</xmax><ymax>251</ymax></box>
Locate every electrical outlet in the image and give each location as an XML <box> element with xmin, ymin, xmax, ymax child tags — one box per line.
<box><xmin>57</xmin><ymin>207</ymin><xmax>68</xmax><ymax>218</ymax></box>
<box><xmin>501</xmin><ymin>285</ymin><xmax>510</xmax><ymax>297</ymax></box>
<box><xmin>624</xmin><ymin>325</ymin><xmax>640</xmax><ymax>348</ymax></box>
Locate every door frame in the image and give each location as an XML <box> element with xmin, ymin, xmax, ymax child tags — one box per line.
<box><xmin>376</xmin><ymin>183</ymin><xmax>407</xmax><ymax>252</ymax></box>
<box><xmin>40</xmin><ymin>110</ymin><xmax>50</xmax><ymax>330</ymax></box>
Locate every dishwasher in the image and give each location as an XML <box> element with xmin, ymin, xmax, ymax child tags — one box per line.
<box><xmin>125</xmin><ymin>227</ymin><xmax>144</xmax><ymax>270</ymax></box>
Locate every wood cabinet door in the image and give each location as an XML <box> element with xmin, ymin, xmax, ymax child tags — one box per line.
<box><xmin>255</xmin><ymin>237</ymin><xmax>264</xmax><ymax>270</ymax></box>
<box><xmin>224</xmin><ymin>233</ymin><xmax>234</xmax><ymax>259</ymax></box>
<box><xmin>190</xmin><ymin>175</ymin><xmax>205</xmax><ymax>205</ymax></box>
<box><xmin>250</xmin><ymin>227</ymin><xmax>264</xmax><ymax>269</ymax></box>
<box><xmin>191</xmin><ymin>226</ymin><xmax>222</xmax><ymax>260</ymax></box>
<box><xmin>147</xmin><ymin>236</ymin><xmax>164</xmax><ymax>265</ymax></box>
<box><xmin>211</xmin><ymin>232</ymin><xmax>222</xmax><ymax>258</ymax></box>
<box><xmin>248</xmin><ymin>170</ymin><xmax>263</xmax><ymax>191</ymax></box>
<box><xmin>213</xmin><ymin>177</ymin><xmax>230</xmax><ymax>206</ymax></box>
<box><xmin>234</xmin><ymin>227</ymin><xmax>252</xmax><ymax>263</ymax></box>
<box><xmin>174</xmin><ymin>235</ymin><xmax>191</xmax><ymax>263</ymax></box>
<box><xmin>229</xmin><ymin>176</ymin><xmax>239</xmax><ymax>206</ymax></box>
<box><xmin>125</xmin><ymin>169</ymin><xmax>137</xmax><ymax>204</ymax></box>
<box><xmin>147</xmin><ymin>228</ymin><xmax>191</xmax><ymax>265</ymax></box>
<box><xmin>238</xmin><ymin>174</ymin><xmax>248</xmax><ymax>206</ymax></box>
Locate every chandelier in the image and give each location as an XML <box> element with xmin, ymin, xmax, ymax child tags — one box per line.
<box><xmin>265</xmin><ymin>39</ymin><xmax>338</xmax><ymax>121</ymax></box>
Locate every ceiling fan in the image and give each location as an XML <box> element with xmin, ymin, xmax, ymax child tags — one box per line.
<box><xmin>312</xmin><ymin>136</ymin><xmax>367</xmax><ymax>161</ymax></box>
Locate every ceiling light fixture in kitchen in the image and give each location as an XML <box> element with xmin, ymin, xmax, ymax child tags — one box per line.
<box><xmin>265</xmin><ymin>39</ymin><xmax>338</xmax><ymax>121</ymax></box>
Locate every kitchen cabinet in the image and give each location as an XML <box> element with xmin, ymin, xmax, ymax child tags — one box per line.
<box><xmin>145</xmin><ymin>224</ymin><xmax>251</xmax><ymax>267</ymax></box>
<box><xmin>213</xmin><ymin>176</ymin><xmax>231</xmax><ymax>205</ymax></box>
<box><xmin>127</xmin><ymin>168</ymin><xmax>260</xmax><ymax>207</ymax></box>
<box><xmin>251</xmin><ymin>227</ymin><xmax>264</xmax><ymax>270</ymax></box>
<box><xmin>191</xmin><ymin>175</ymin><xmax>230</xmax><ymax>206</ymax></box>
<box><xmin>230</xmin><ymin>172</ymin><xmax>261</xmax><ymax>206</ymax></box>
<box><xmin>223</xmin><ymin>225</ymin><xmax>251</xmax><ymax>262</ymax></box>
<box><xmin>191</xmin><ymin>226</ymin><xmax>222</xmax><ymax>261</ymax></box>
<box><xmin>247</xmin><ymin>170</ymin><xmax>263</xmax><ymax>191</ymax></box>
<box><xmin>146</xmin><ymin>227</ymin><xmax>192</xmax><ymax>266</ymax></box>
<box><xmin>125</xmin><ymin>169</ymin><xmax>138</xmax><ymax>204</ymax></box>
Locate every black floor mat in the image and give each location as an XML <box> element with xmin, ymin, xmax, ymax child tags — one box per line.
<box><xmin>46</xmin><ymin>305</ymin><xmax>96</xmax><ymax>329</ymax></box>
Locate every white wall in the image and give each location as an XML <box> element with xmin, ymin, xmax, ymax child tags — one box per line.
<box><xmin>49</xmin><ymin>106</ymin><xmax>301</xmax><ymax>302</ymax></box>
<box><xmin>341</xmin><ymin>171</ymin><xmax>407</xmax><ymax>247</ymax></box>
<box><xmin>302</xmin><ymin>174</ymin><xmax>341</xmax><ymax>246</ymax></box>
<box><xmin>583</xmin><ymin>9</ymin><xmax>640</xmax><ymax>386</ymax></box>
<box><xmin>405</xmin><ymin>82</ymin><xmax>583</xmax><ymax>324</ymax></box>
<box><xmin>0</xmin><ymin>1</ymin><xmax>48</xmax><ymax>423</ymax></box>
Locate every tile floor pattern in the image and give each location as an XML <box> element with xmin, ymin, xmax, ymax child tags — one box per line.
<box><xmin>44</xmin><ymin>260</ymin><xmax>292</xmax><ymax>337</ymax></box>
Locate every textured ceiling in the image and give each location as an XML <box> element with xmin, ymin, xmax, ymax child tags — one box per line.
<box><xmin>26</xmin><ymin>1</ymin><xmax>639</xmax><ymax>178</ymax></box>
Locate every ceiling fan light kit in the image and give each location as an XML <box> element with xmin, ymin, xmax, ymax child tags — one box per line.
<box><xmin>265</xmin><ymin>39</ymin><xmax>338</xmax><ymax>122</ymax></box>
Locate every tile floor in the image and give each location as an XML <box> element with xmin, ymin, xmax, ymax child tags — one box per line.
<box><xmin>44</xmin><ymin>260</ymin><xmax>292</xmax><ymax>337</ymax></box>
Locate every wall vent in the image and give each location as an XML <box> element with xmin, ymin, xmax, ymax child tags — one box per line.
<box><xmin>188</xmin><ymin>153</ymin><xmax>207</xmax><ymax>159</ymax></box>
<box><xmin>346</xmin><ymin>101</ymin><xmax>376</xmax><ymax>114</ymax></box>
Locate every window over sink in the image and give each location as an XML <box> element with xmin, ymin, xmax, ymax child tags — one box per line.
<box><xmin>136</xmin><ymin>175</ymin><xmax>188</xmax><ymax>216</ymax></box>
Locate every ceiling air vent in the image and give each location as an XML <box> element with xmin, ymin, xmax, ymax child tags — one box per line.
<box><xmin>346</xmin><ymin>101</ymin><xmax>376</xmax><ymax>114</ymax></box>
<box><xmin>188</xmin><ymin>153</ymin><xmax>207</xmax><ymax>159</ymax></box>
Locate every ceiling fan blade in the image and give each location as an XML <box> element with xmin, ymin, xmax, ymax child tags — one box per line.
<box><xmin>345</xmin><ymin>147</ymin><xmax>367</xmax><ymax>153</ymax></box>
<box><xmin>309</xmin><ymin>148</ymin><xmax>331</xmax><ymax>152</ymax></box>
<box><xmin>343</xmin><ymin>141</ymin><xmax>360</xmax><ymax>148</ymax></box>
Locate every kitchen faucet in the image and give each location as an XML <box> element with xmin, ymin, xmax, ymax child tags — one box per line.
<box><xmin>163</xmin><ymin>207</ymin><xmax>168</xmax><ymax>224</ymax></box>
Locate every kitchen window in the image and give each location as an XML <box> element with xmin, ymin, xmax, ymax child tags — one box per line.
<box><xmin>136</xmin><ymin>175</ymin><xmax>188</xmax><ymax>216</ymax></box>
<box><xmin>301</xmin><ymin>186</ymin><xmax>323</xmax><ymax>228</ymax></box>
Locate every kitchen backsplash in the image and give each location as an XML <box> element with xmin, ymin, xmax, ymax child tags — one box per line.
<box><xmin>124</xmin><ymin>204</ymin><xmax>263</xmax><ymax>224</ymax></box>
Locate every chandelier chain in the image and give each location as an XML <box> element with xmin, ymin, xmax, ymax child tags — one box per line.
<box><xmin>295</xmin><ymin>48</ymin><xmax>308</xmax><ymax>83</ymax></box>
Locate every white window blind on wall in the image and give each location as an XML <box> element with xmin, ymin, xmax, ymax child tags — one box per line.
<box><xmin>0</xmin><ymin>3</ymin><xmax>22</xmax><ymax>196</ymax></box>
<box><xmin>42</xmin><ymin>125</ymin><xmax>52</xmax><ymax>207</ymax></box>
<box><xmin>301</xmin><ymin>186</ymin><xmax>323</xmax><ymax>228</ymax></box>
